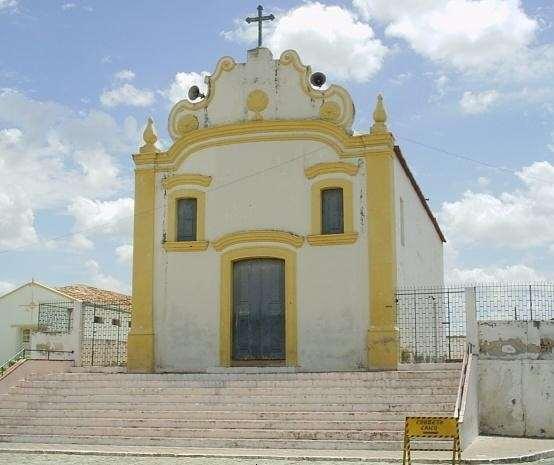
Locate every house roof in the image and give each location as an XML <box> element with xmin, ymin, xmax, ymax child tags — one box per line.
<box><xmin>56</xmin><ymin>284</ymin><xmax>131</xmax><ymax>307</ymax></box>
<box><xmin>394</xmin><ymin>145</ymin><xmax>446</xmax><ymax>243</ymax></box>
<box><xmin>0</xmin><ymin>280</ymin><xmax>78</xmax><ymax>301</ymax></box>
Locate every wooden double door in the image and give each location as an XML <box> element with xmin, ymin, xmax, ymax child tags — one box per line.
<box><xmin>232</xmin><ymin>258</ymin><xmax>285</xmax><ymax>362</ymax></box>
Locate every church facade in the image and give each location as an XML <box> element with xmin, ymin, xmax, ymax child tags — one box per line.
<box><xmin>128</xmin><ymin>48</ymin><xmax>445</xmax><ymax>373</ymax></box>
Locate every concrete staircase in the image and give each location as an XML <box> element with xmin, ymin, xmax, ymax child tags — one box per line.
<box><xmin>0</xmin><ymin>365</ymin><xmax>460</xmax><ymax>451</ymax></box>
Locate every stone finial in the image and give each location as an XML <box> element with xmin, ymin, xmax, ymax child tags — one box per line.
<box><xmin>370</xmin><ymin>94</ymin><xmax>388</xmax><ymax>135</ymax></box>
<box><xmin>140</xmin><ymin>117</ymin><xmax>159</xmax><ymax>153</ymax></box>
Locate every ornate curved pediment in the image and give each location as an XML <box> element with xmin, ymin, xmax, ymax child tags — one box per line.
<box><xmin>167</xmin><ymin>48</ymin><xmax>355</xmax><ymax>142</ymax></box>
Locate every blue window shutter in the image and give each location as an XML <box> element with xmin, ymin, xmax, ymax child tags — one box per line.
<box><xmin>321</xmin><ymin>188</ymin><xmax>344</xmax><ymax>234</ymax></box>
<box><xmin>177</xmin><ymin>198</ymin><xmax>197</xmax><ymax>241</ymax></box>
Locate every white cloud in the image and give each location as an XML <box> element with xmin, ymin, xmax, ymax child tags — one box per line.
<box><xmin>222</xmin><ymin>2</ymin><xmax>389</xmax><ymax>83</ymax></box>
<box><xmin>460</xmin><ymin>90</ymin><xmax>500</xmax><ymax>114</ymax></box>
<box><xmin>0</xmin><ymin>281</ymin><xmax>15</xmax><ymax>294</ymax></box>
<box><xmin>0</xmin><ymin>89</ymin><xmax>137</xmax><ymax>250</ymax></box>
<box><xmin>477</xmin><ymin>176</ymin><xmax>490</xmax><ymax>188</ymax></box>
<box><xmin>67</xmin><ymin>196</ymin><xmax>134</xmax><ymax>240</ymax></box>
<box><xmin>0</xmin><ymin>0</ymin><xmax>17</xmax><ymax>12</ymax></box>
<box><xmin>115</xmin><ymin>244</ymin><xmax>133</xmax><ymax>265</ymax></box>
<box><xmin>100</xmin><ymin>83</ymin><xmax>155</xmax><ymax>108</ymax></box>
<box><xmin>353</xmin><ymin>0</ymin><xmax>546</xmax><ymax>79</ymax></box>
<box><xmin>448</xmin><ymin>264</ymin><xmax>545</xmax><ymax>283</ymax></box>
<box><xmin>85</xmin><ymin>259</ymin><xmax>127</xmax><ymax>293</ymax></box>
<box><xmin>114</xmin><ymin>69</ymin><xmax>135</xmax><ymax>81</ymax></box>
<box><xmin>69</xmin><ymin>233</ymin><xmax>94</xmax><ymax>251</ymax></box>
<box><xmin>548</xmin><ymin>131</ymin><xmax>554</xmax><ymax>153</ymax></box>
<box><xmin>61</xmin><ymin>2</ymin><xmax>76</xmax><ymax>10</ymax></box>
<box><xmin>163</xmin><ymin>71</ymin><xmax>210</xmax><ymax>104</ymax></box>
<box><xmin>440</xmin><ymin>161</ymin><xmax>554</xmax><ymax>249</ymax></box>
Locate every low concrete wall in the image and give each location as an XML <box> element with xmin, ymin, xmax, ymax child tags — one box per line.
<box><xmin>479</xmin><ymin>321</ymin><xmax>554</xmax><ymax>438</ymax></box>
<box><xmin>459</xmin><ymin>354</ymin><xmax>479</xmax><ymax>449</ymax></box>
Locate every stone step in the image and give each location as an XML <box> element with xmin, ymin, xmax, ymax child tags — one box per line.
<box><xmin>0</xmin><ymin>416</ymin><xmax>406</xmax><ymax>430</ymax></box>
<box><xmin>4</xmin><ymin>393</ymin><xmax>457</xmax><ymax>404</ymax></box>
<box><xmin>0</xmin><ymin>425</ymin><xmax>408</xmax><ymax>441</ymax></box>
<box><xmin>398</xmin><ymin>363</ymin><xmax>461</xmax><ymax>371</ymax></box>
<box><xmin>0</xmin><ymin>434</ymin><xmax>454</xmax><ymax>451</ymax></box>
<box><xmin>0</xmin><ymin>409</ymin><xmax>446</xmax><ymax>421</ymax></box>
<box><xmin>37</xmin><ymin>371</ymin><xmax>460</xmax><ymax>382</ymax></box>
<box><xmin>9</xmin><ymin>386</ymin><xmax>457</xmax><ymax>396</ymax></box>
<box><xmin>16</xmin><ymin>378</ymin><xmax>460</xmax><ymax>389</ymax></box>
<box><xmin>0</xmin><ymin>400</ymin><xmax>454</xmax><ymax>412</ymax></box>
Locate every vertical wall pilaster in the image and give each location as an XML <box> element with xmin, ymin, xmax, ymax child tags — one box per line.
<box><xmin>127</xmin><ymin>167</ymin><xmax>156</xmax><ymax>373</ymax></box>
<box><xmin>365</xmin><ymin>148</ymin><xmax>398</xmax><ymax>370</ymax></box>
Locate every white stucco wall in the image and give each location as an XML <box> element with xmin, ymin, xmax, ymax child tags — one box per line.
<box><xmin>153</xmin><ymin>140</ymin><xmax>369</xmax><ymax>372</ymax></box>
<box><xmin>478</xmin><ymin>321</ymin><xmax>554</xmax><ymax>438</ymax></box>
<box><xmin>393</xmin><ymin>156</ymin><xmax>444</xmax><ymax>287</ymax></box>
<box><xmin>0</xmin><ymin>283</ymin><xmax>69</xmax><ymax>363</ymax></box>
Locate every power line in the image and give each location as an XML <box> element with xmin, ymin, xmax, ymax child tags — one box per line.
<box><xmin>398</xmin><ymin>136</ymin><xmax>553</xmax><ymax>185</ymax></box>
<box><xmin>1</xmin><ymin>134</ymin><xmax>550</xmax><ymax>256</ymax></box>
<box><xmin>0</xmin><ymin>143</ymin><xmax>329</xmax><ymax>256</ymax></box>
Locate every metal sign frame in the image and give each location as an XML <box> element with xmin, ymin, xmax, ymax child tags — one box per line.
<box><xmin>403</xmin><ymin>416</ymin><xmax>461</xmax><ymax>465</ymax></box>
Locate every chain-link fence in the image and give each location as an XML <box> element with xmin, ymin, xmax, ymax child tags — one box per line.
<box><xmin>397</xmin><ymin>283</ymin><xmax>554</xmax><ymax>363</ymax></box>
<box><xmin>397</xmin><ymin>287</ymin><xmax>466</xmax><ymax>363</ymax></box>
<box><xmin>476</xmin><ymin>283</ymin><xmax>554</xmax><ymax>321</ymax></box>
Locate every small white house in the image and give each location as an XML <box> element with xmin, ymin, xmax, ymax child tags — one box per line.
<box><xmin>0</xmin><ymin>281</ymin><xmax>131</xmax><ymax>366</ymax></box>
<box><xmin>0</xmin><ymin>281</ymin><xmax>78</xmax><ymax>364</ymax></box>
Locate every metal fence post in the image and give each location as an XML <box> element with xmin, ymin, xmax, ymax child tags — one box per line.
<box><xmin>465</xmin><ymin>287</ymin><xmax>478</xmax><ymax>355</ymax></box>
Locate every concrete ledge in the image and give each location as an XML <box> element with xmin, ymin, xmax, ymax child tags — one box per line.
<box><xmin>0</xmin><ymin>437</ymin><xmax>553</xmax><ymax>463</ymax></box>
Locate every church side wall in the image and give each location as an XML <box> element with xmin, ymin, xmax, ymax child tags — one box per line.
<box><xmin>393</xmin><ymin>157</ymin><xmax>444</xmax><ymax>287</ymax></box>
<box><xmin>153</xmin><ymin>140</ymin><xmax>369</xmax><ymax>372</ymax></box>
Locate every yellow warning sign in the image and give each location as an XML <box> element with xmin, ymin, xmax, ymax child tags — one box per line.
<box><xmin>403</xmin><ymin>416</ymin><xmax>461</xmax><ymax>465</ymax></box>
<box><xmin>405</xmin><ymin>416</ymin><xmax>459</xmax><ymax>438</ymax></box>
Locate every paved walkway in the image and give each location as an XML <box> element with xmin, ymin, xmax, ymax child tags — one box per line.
<box><xmin>0</xmin><ymin>437</ymin><xmax>553</xmax><ymax>464</ymax></box>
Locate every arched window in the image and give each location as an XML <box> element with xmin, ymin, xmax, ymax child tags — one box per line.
<box><xmin>321</xmin><ymin>188</ymin><xmax>344</xmax><ymax>234</ymax></box>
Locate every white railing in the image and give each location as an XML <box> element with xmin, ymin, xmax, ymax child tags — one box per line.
<box><xmin>0</xmin><ymin>347</ymin><xmax>26</xmax><ymax>376</ymax></box>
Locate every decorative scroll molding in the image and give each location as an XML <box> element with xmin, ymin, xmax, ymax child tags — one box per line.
<box><xmin>162</xmin><ymin>174</ymin><xmax>212</xmax><ymax>190</ymax></box>
<box><xmin>213</xmin><ymin>230</ymin><xmax>304</xmax><ymax>252</ymax></box>
<box><xmin>279</xmin><ymin>49</ymin><xmax>354</xmax><ymax>129</ymax></box>
<box><xmin>306</xmin><ymin>232</ymin><xmax>358</xmax><ymax>246</ymax></box>
<box><xmin>305</xmin><ymin>162</ymin><xmax>359</xmax><ymax>180</ymax></box>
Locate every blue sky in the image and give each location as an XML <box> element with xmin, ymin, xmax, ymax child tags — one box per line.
<box><xmin>0</xmin><ymin>0</ymin><xmax>553</xmax><ymax>293</ymax></box>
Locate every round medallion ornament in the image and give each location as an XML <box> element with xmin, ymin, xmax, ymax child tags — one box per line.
<box><xmin>319</xmin><ymin>101</ymin><xmax>341</xmax><ymax>123</ymax></box>
<box><xmin>176</xmin><ymin>114</ymin><xmax>199</xmax><ymax>136</ymax></box>
<box><xmin>246</xmin><ymin>89</ymin><xmax>269</xmax><ymax>120</ymax></box>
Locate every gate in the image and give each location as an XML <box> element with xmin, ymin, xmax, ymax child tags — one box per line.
<box><xmin>397</xmin><ymin>287</ymin><xmax>466</xmax><ymax>363</ymax></box>
<box><xmin>80</xmin><ymin>300</ymin><xmax>131</xmax><ymax>367</ymax></box>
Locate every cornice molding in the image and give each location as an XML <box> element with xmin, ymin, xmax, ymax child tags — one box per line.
<box><xmin>305</xmin><ymin>162</ymin><xmax>359</xmax><ymax>179</ymax></box>
<box><xmin>306</xmin><ymin>232</ymin><xmax>358</xmax><ymax>246</ymax></box>
<box><xmin>163</xmin><ymin>241</ymin><xmax>210</xmax><ymax>252</ymax></box>
<box><xmin>162</xmin><ymin>174</ymin><xmax>212</xmax><ymax>190</ymax></box>
<box><xmin>213</xmin><ymin>230</ymin><xmax>304</xmax><ymax>252</ymax></box>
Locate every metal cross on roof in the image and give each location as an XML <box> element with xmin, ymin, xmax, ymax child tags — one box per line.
<box><xmin>245</xmin><ymin>5</ymin><xmax>275</xmax><ymax>48</ymax></box>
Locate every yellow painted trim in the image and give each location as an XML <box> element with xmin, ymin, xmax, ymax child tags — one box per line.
<box><xmin>306</xmin><ymin>232</ymin><xmax>358</xmax><ymax>246</ymax></box>
<box><xmin>309</xmin><ymin>178</ymin><xmax>355</xmax><ymax>239</ymax></box>
<box><xmin>162</xmin><ymin>174</ymin><xmax>212</xmax><ymax>190</ymax></box>
<box><xmin>165</xmin><ymin>189</ymin><xmax>206</xmax><ymax>243</ymax></box>
<box><xmin>163</xmin><ymin>241</ymin><xmax>209</xmax><ymax>252</ymax></box>
<box><xmin>365</xmin><ymin>150</ymin><xmax>398</xmax><ymax>370</ymax></box>
<box><xmin>304</xmin><ymin>162</ymin><xmax>359</xmax><ymax>179</ymax></box>
<box><xmin>213</xmin><ymin>230</ymin><xmax>304</xmax><ymax>252</ymax></box>
<box><xmin>220</xmin><ymin>246</ymin><xmax>297</xmax><ymax>367</ymax></box>
<box><xmin>127</xmin><ymin>168</ymin><xmax>156</xmax><ymax>373</ymax></box>
<box><xmin>133</xmin><ymin>120</ymin><xmax>396</xmax><ymax>171</ymax></box>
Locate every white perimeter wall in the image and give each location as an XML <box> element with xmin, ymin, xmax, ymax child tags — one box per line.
<box><xmin>393</xmin><ymin>157</ymin><xmax>444</xmax><ymax>287</ymax></box>
<box><xmin>478</xmin><ymin>321</ymin><xmax>554</xmax><ymax>438</ymax></box>
<box><xmin>153</xmin><ymin>140</ymin><xmax>369</xmax><ymax>372</ymax></box>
